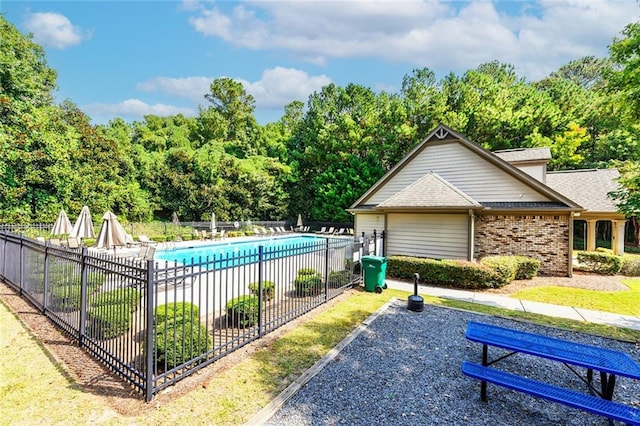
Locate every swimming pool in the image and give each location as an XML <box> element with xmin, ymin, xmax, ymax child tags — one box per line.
<box><xmin>154</xmin><ymin>235</ymin><xmax>330</xmax><ymax>268</ymax></box>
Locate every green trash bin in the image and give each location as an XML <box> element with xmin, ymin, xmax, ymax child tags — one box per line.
<box><xmin>361</xmin><ymin>255</ymin><xmax>388</xmax><ymax>293</ymax></box>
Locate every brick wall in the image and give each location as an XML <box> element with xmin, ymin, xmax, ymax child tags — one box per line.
<box><xmin>475</xmin><ymin>214</ymin><xmax>570</xmax><ymax>276</ymax></box>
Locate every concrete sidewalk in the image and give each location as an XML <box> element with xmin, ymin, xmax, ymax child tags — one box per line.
<box><xmin>385</xmin><ymin>279</ymin><xmax>640</xmax><ymax>331</ymax></box>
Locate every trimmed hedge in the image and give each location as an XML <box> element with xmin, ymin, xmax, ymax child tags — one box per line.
<box><xmin>226</xmin><ymin>295</ymin><xmax>260</xmax><ymax>327</ymax></box>
<box><xmin>154</xmin><ymin>318</ymin><xmax>211</xmax><ymax>370</ymax></box>
<box><xmin>576</xmin><ymin>251</ymin><xmax>622</xmax><ymax>275</ymax></box>
<box><xmin>387</xmin><ymin>256</ymin><xmax>503</xmax><ymax>289</ymax></box>
<box><xmin>248</xmin><ymin>280</ymin><xmax>276</xmax><ymax>300</ymax></box>
<box><xmin>91</xmin><ymin>288</ymin><xmax>141</xmax><ymax>311</ymax></box>
<box><xmin>294</xmin><ymin>269</ymin><xmax>323</xmax><ymax>296</ymax></box>
<box><xmin>328</xmin><ymin>270</ymin><xmax>351</xmax><ymax>288</ymax></box>
<box><xmin>88</xmin><ymin>304</ymin><xmax>132</xmax><ymax>339</ymax></box>
<box><xmin>479</xmin><ymin>256</ymin><xmax>519</xmax><ymax>287</ymax></box>
<box><xmin>621</xmin><ymin>254</ymin><xmax>640</xmax><ymax>277</ymax></box>
<box><xmin>87</xmin><ymin>288</ymin><xmax>141</xmax><ymax>339</ymax></box>
<box><xmin>514</xmin><ymin>256</ymin><xmax>541</xmax><ymax>280</ymax></box>
<box><xmin>154</xmin><ymin>302</ymin><xmax>200</xmax><ymax>324</ymax></box>
<box><xmin>479</xmin><ymin>255</ymin><xmax>541</xmax><ymax>283</ymax></box>
<box><xmin>153</xmin><ymin>302</ymin><xmax>211</xmax><ymax>370</ymax></box>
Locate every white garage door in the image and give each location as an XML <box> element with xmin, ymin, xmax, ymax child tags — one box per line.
<box><xmin>387</xmin><ymin>213</ymin><xmax>469</xmax><ymax>259</ymax></box>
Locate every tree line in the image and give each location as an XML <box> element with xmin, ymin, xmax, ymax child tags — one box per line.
<box><xmin>2</xmin><ymin>15</ymin><xmax>640</xmax><ymax>227</ymax></box>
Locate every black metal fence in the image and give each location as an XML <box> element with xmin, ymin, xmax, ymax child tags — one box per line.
<box><xmin>0</xmin><ymin>231</ymin><xmax>384</xmax><ymax>400</ymax></box>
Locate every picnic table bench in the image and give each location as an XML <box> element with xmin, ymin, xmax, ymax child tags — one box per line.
<box><xmin>462</xmin><ymin>321</ymin><xmax>640</xmax><ymax>425</ymax></box>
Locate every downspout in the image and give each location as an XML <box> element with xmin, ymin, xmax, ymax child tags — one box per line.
<box><xmin>468</xmin><ymin>209</ymin><xmax>475</xmax><ymax>261</ymax></box>
<box><xmin>568</xmin><ymin>212</ymin><xmax>576</xmax><ymax>278</ymax></box>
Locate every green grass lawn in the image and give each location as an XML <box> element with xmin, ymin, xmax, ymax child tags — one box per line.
<box><xmin>510</xmin><ymin>278</ymin><xmax>640</xmax><ymax>317</ymax></box>
<box><xmin>1</xmin><ymin>285</ymin><xmax>639</xmax><ymax>425</ymax></box>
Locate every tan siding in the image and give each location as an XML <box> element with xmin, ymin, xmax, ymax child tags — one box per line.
<box><xmin>513</xmin><ymin>164</ymin><xmax>545</xmax><ymax>182</ymax></box>
<box><xmin>366</xmin><ymin>141</ymin><xmax>550</xmax><ymax>205</ymax></box>
<box><xmin>386</xmin><ymin>214</ymin><xmax>468</xmax><ymax>259</ymax></box>
<box><xmin>354</xmin><ymin>213</ymin><xmax>385</xmax><ymax>236</ymax></box>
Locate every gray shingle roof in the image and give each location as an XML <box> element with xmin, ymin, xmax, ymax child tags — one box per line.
<box><xmin>493</xmin><ymin>147</ymin><xmax>552</xmax><ymax>163</ymax></box>
<box><xmin>377</xmin><ymin>172</ymin><xmax>481</xmax><ymax>209</ymax></box>
<box><xmin>545</xmin><ymin>169</ymin><xmax>620</xmax><ymax>213</ymax></box>
<box><xmin>482</xmin><ymin>202</ymin><xmax>570</xmax><ymax>209</ymax></box>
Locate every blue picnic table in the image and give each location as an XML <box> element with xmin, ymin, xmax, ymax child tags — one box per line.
<box><xmin>463</xmin><ymin>321</ymin><xmax>640</xmax><ymax>425</ymax></box>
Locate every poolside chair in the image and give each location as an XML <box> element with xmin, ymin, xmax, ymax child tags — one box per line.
<box><xmin>201</xmin><ymin>230</ymin><xmax>209</xmax><ymax>240</ymax></box>
<box><xmin>133</xmin><ymin>246</ymin><xmax>148</xmax><ymax>261</ymax></box>
<box><xmin>67</xmin><ymin>237</ymin><xmax>81</xmax><ymax>249</ymax></box>
<box><xmin>317</xmin><ymin>227</ymin><xmax>327</xmax><ymax>234</ymax></box>
<box><xmin>334</xmin><ymin>228</ymin><xmax>345</xmax><ymax>235</ymax></box>
<box><xmin>138</xmin><ymin>235</ymin><xmax>156</xmax><ymax>245</ymax></box>
<box><xmin>326</xmin><ymin>227</ymin><xmax>335</xmax><ymax>234</ymax></box>
<box><xmin>36</xmin><ymin>236</ymin><xmax>46</xmax><ymax>244</ymax></box>
<box><xmin>219</xmin><ymin>229</ymin><xmax>225</xmax><ymax>239</ymax></box>
<box><xmin>125</xmin><ymin>233</ymin><xmax>141</xmax><ymax>247</ymax></box>
<box><xmin>49</xmin><ymin>238</ymin><xmax>62</xmax><ymax>246</ymax></box>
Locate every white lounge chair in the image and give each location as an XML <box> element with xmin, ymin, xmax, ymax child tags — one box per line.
<box><xmin>67</xmin><ymin>237</ymin><xmax>81</xmax><ymax>249</ymax></box>
<box><xmin>317</xmin><ymin>227</ymin><xmax>327</xmax><ymax>234</ymax></box>
<box><xmin>138</xmin><ymin>235</ymin><xmax>156</xmax><ymax>245</ymax></box>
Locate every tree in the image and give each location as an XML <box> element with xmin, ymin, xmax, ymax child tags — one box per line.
<box><xmin>609</xmin><ymin>162</ymin><xmax>640</xmax><ymax>246</ymax></box>
<box><xmin>608</xmin><ymin>22</ymin><xmax>640</xmax><ymax>120</ymax></box>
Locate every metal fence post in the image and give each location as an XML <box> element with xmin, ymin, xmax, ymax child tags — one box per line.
<box><xmin>324</xmin><ymin>238</ymin><xmax>329</xmax><ymax>301</ymax></box>
<box><xmin>373</xmin><ymin>229</ymin><xmax>378</xmax><ymax>256</ymax></box>
<box><xmin>258</xmin><ymin>245</ymin><xmax>264</xmax><ymax>337</ymax></box>
<box><xmin>43</xmin><ymin>243</ymin><xmax>50</xmax><ymax>313</ymax></box>
<box><xmin>145</xmin><ymin>258</ymin><xmax>155</xmax><ymax>402</ymax></box>
<box><xmin>19</xmin><ymin>234</ymin><xmax>25</xmax><ymax>295</ymax></box>
<box><xmin>381</xmin><ymin>230</ymin><xmax>386</xmax><ymax>256</ymax></box>
<box><xmin>1</xmin><ymin>231</ymin><xmax>7</xmax><ymax>279</ymax></box>
<box><xmin>79</xmin><ymin>247</ymin><xmax>89</xmax><ymax>347</ymax></box>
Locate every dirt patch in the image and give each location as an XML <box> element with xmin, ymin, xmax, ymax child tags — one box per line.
<box><xmin>0</xmin><ymin>281</ymin><xmax>353</xmax><ymax>415</ymax></box>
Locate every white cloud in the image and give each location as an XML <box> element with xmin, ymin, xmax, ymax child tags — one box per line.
<box><xmin>137</xmin><ymin>67</ymin><xmax>331</xmax><ymax>109</ymax></box>
<box><xmin>24</xmin><ymin>12</ymin><xmax>91</xmax><ymax>49</ymax></box>
<box><xmin>82</xmin><ymin>99</ymin><xmax>195</xmax><ymax>122</ymax></box>
<box><xmin>186</xmin><ymin>0</ymin><xmax>640</xmax><ymax>80</ymax></box>
<box><xmin>137</xmin><ymin>77</ymin><xmax>212</xmax><ymax>103</ymax></box>
<box><xmin>239</xmin><ymin>67</ymin><xmax>332</xmax><ymax>108</ymax></box>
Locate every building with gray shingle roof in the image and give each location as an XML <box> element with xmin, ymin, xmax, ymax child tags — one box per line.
<box><xmin>349</xmin><ymin>124</ymin><xmax>626</xmax><ymax>276</ymax></box>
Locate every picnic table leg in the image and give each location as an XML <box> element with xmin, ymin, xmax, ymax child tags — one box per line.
<box><xmin>600</xmin><ymin>372</ymin><xmax>616</xmax><ymax>400</ymax></box>
<box><xmin>481</xmin><ymin>344</ymin><xmax>488</xmax><ymax>401</ymax></box>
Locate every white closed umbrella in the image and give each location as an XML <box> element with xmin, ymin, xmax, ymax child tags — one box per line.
<box><xmin>70</xmin><ymin>206</ymin><xmax>95</xmax><ymax>239</ymax></box>
<box><xmin>296</xmin><ymin>214</ymin><xmax>303</xmax><ymax>228</ymax></box>
<box><xmin>210</xmin><ymin>212</ymin><xmax>216</xmax><ymax>231</ymax></box>
<box><xmin>96</xmin><ymin>211</ymin><xmax>128</xmax><ymax>249</ymax></box>
<box><xmin>52</xmin><ymin>209</ymin><xmax>73</xmax><ymax>235</ymax></box>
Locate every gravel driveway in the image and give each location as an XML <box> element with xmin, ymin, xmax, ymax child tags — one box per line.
<box><xmin>264</xmin><ymin>300</ymin><xmax>640</xmax><ymax>426</ymax></box>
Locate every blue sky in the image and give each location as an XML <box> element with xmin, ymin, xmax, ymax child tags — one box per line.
<box><xmin>2</xmin><ymin>0</ymin><xmax>639</xmax><ymax>125</ymax></box>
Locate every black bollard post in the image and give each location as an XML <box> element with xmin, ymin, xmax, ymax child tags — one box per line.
<box><xmin>407</xmin><ymin>273</ymin><xmax>424</xmax><ymax>312</ymax></box>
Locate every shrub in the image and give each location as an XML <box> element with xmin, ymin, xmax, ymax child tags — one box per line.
<box><xmin>479</xmin><ymin>256</ymin><xmax>519</xmax><ymax>286</ymax></box>
<box><xmin>576</xmin><ymin>251</ymin><xmax>622</xmax><ymax>275</ymax></box>
<box><xmin>51</xmin><ymin>283</ymin><xmax>82</xmax><ymax>311</ymax></box>
<box><xmin>154</xmin><ymin>318</ymin><xmax>211</xmax><ymax>370</ymax></box>
<box><xmin>621</xmin><ymin>254</ymin><xmax>640</xmax><ymax>277</ymax></box>
<box><xmin>248</xmin><ymin>280</ymin><xmax>276</xmax><ymax>300</ymax></box>
<box><xmin>328</xmin><ymin>270</ymin><xmax>351</xmax><ymax>288</ymax></box>
<box><xmin>88</xmin><ymin>303</ymin><xmax>132</xmax><ymax>339</ymax></box>
<box><xmin>294</xmin><ymin>273</ymin><xmax>323</xmax><ymax>296</ymax></box>
<box><xmin>297</xmin><ymin>268</ymin><xmax>318</xmax><ymax>276</ymax></box>
<box><xmin>91</xmin><ymin>288</ymin><xmax>141</xmax><ymax>311</ymax></box>
<box><xmin>514</xmin><ymin>256</ymin><xmax>540</xmax><ymax>279</ymax></box>
<box><xmin>387</xmin><ymin>256</ymin><xmax>503</xmax><ymax>289</ymax></box>
<box><xmin>154</xmin><ymin>302</ymin><xmax>200</xmax><ymax>324</ymax></box>
<box><xmin>226</xmin><ymin>296</ymin><xmax>260</xmax><ymax>327</ymax></box>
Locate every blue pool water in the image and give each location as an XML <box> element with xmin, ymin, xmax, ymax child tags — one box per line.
<box><xmin>154</xmin><ymin>235</ymin><xmax>327</xmax><ymax>267</ymax></box>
